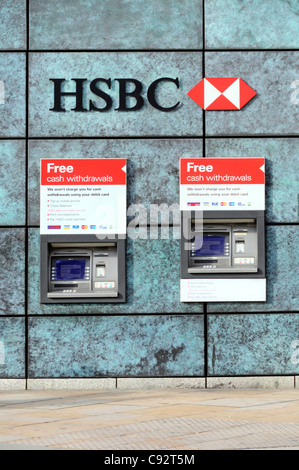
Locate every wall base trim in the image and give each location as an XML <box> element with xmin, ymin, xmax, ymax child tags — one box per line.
<box><xmin>207</xmin><ymin>376</ymin><xmax>295</xmax><ymax>390</ymax></box>
<box><xmin>0</xmin><ymin>377</ymin><xmax>297</xmax><ymax>391</ymax></box>
<box><xmin>0</xmin><ymin>380</ymin><xmax>26</xmax><ymax>391</ymax></box>
<box><xmin>26</xmin><ymin>378</ymin><xmax>116</xmax><ymax>390</ymax></box>
<box><xmin>117</xmin><ymin>378</ymin><xmax>206</xmax><ymax>390</ymax></box>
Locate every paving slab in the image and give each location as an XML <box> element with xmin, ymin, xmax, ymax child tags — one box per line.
<box><xmin>0</xmin><ymin>389</ymin><xmax>298</xmax><ymax>450</ymax></box>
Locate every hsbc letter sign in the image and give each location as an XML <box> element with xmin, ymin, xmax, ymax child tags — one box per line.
<box><xmin>49</xmin><ymin>77</ymin><xmax>180</xmax><ymax>112</ymax></box>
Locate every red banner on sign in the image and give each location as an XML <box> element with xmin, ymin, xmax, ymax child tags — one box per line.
<box><xmin>180</xmin><ymin>158</ymin><xmax>265</xmax><ymax>185</ymax></box>
<box><xmin>41</xmin><ymin>158</ymin><xmax>127</xmax><ymax>185</ymax></box>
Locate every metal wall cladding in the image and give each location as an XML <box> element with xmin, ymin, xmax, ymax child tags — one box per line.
<box><xmin>0</xmin><ymin>0</ymin><xmax>26</xmax><ymax>50</ymax></box>
<box><xmin>0</xmin><ymin>54</ymin><xmax>26</xmax><ymax>137</ymax></box>
<box><xmin>0</xmin><ymin>318</ymin><xmax>25</xmax><ymax>378</ymax></box>
<box><xmin>205</xmin><ymin>139</ymin><xmax>299</xmax><ymax>224</ymax></box>
<box><xmin>27</xmin><ymin>51</ymin><xmax>299</xmax><ymax>138</ymax></box>
<box><xmin>0</xmin><ymin>229</ymin><xmax>25</xmax><ymax>316</ymax></box>
<box><xmin>208</xmin><ymin>314</ymin><xmax>299</xmax><ymax>376</ymax></box>
<box><xmin>28</xmin><ymin>139</ymin><xmax>203</xmax><ymax>225</ymax></box>
<box><xmin>29</xmin><ymin>0</ymin><xmax>203</xmax><ymax>50</ymax></box>
<box><xmin>28</xmin><ymin>316</ymin><xmax>205</xmax><ymax>378</ymax></box>
<box><xmin>27</xmin><ymin>138</ymin><xmax>299</xmax><ymax>225</ymax></box>
<box><xmin>205</xmin><ymin>52</ymin><xmax>299</xmax><ymax>136</ymax></box>
<box><xmin>28</xmin><ymin>228</ymin><xmax>203</xmax><ymax>315</ymax></box>
<box><xmin>29</xmin><ymin>52</ymin><xmax>203</xmax><ymax>137</ymax></box>
<box><xmin>0</xmin><ymin>141</ymin><xmax>26</xmax><ymax>225</ymax></box>
<box><xmin>207</xmin><ymin>225</ymin><xmax>299</xmax><ymax>313</ymax></box>
<box><xmin>205</xmin><ymin>0</ymin><xmax>299</xmax><ymax>49</ymax></box>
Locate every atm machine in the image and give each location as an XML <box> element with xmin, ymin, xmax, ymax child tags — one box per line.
<box><xmin>185</xmin><ymin>212</ymin><xmax>264</xmax><ymax>275</ymax></box>
<box><xmin>40</xmin><ymin>234</ymin><xmax>125</xmax><ymax>303</ymax></box>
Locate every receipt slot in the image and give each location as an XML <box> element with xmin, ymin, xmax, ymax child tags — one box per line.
<box><xmin>180</xmin><ymin>158</ymin><xmax>266</xmax><ymax>302</ymax></box>
<box><xmin>39</xmin><ymin>158</ymin><xmax>127</xmax><ymax>304</ymax></box>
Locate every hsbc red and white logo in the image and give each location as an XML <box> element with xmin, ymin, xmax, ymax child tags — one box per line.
<box><xmin>49</xmin><ymin>76</ymin><xmax>257</xmax><ymax>112</ymax></box>
<box><xmin>187</xmin><ymin>77</ymin><xmax>257</xmax><ymax>110</ymax></box>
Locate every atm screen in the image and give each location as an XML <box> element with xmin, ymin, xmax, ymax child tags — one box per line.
<box><xmin>56</xmin><ymin>259</ymin><xmax>86</xmax><ymax>280</ymax></box>
<box><xmin>192</xmin><ymin>235</ymin><xmax>226</xmax><ymax>257</ymax></box>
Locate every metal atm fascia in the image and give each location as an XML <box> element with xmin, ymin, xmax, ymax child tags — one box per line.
<box><xmin>181</xmin><ymin>210</ymin><xmax>265</xmax><ymax>281</ymax></box>
<box><xmin>40</xmin><ymin>234</ymin><xmax>126</xmax><ymax>304</ymax></box>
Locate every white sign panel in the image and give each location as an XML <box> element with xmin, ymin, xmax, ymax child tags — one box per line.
<box><xmin>181</xmin><ymin>279</ymin><xmax>266</xmax><ymax>302</ymax></box>
<box><xmin>40</xmin><ymin>158</ymin><xmax>127</xmax><ymax>235</ymax></box>
<box><xmin>180</xmin><ymin>158</ymin><xmax>265</xmax><ymax>211</ymax></box>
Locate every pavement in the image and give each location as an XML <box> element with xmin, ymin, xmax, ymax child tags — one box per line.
<box><xmin>0</xmin><ymin>388</ymin><xmax>298</xmax><ymax>450</ymax></box>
